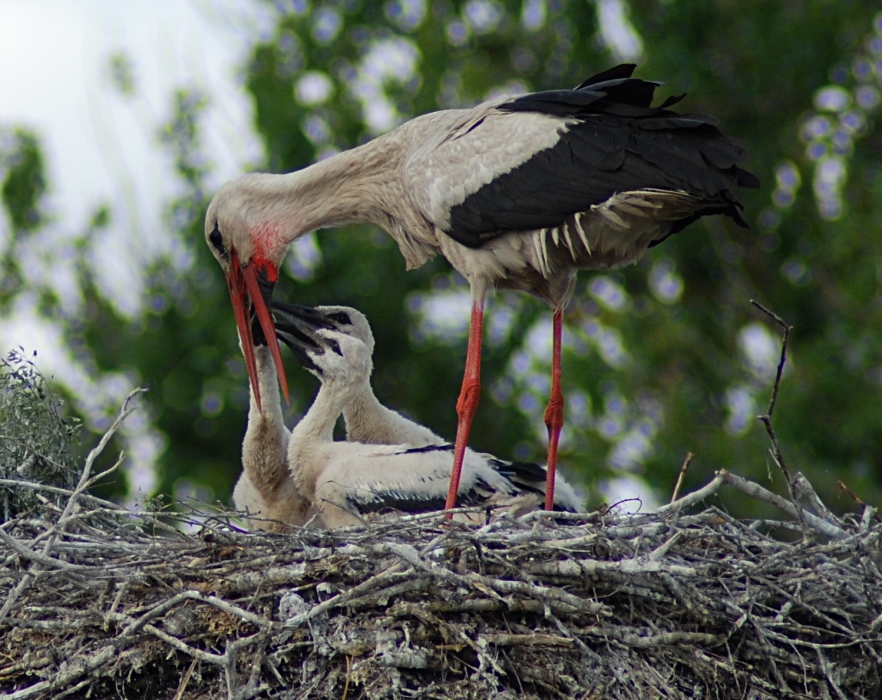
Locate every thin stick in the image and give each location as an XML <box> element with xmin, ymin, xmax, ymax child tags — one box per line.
<box><xmin>750</xmin><ymin>301</ymin><xmax>804</xmax><ymax>531</ymax></box>
<box><xmin>670</xmin><ymin>452</ymin><xmax>693</xmax><ymax>504</ymax></box>
<box><xmin>836</xmin><ymin>480</ymin><xmax>882</xmax><ymax>524</ymax></box>
<box><xmin>172</xmin><ymin>657</ymin><xmax>198</xmax><ymax>700</ymax></box>
<box><xmin>750</xmin><ymin>301</ymin><xmax>790</xmax><ymax>419</ymax></box>
<box><xmin>56</xmin><ymin>388</ymin><xmax>146</xmax><ymax>528</ymax></box>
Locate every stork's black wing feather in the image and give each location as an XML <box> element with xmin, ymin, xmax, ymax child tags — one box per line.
<box><xmin>346</xmin><ymin>475</ymin><xmax>496</xmax><ymax>515</ymax></box>
<box><xmin>444</xmin><ymin>65</ymin><xmax>759</xmax><ymax>248</ymax></box>
<box><xmin>487</xmin><ymin>458</ymin><xmax>579</xmax><ymax>513</ymax></box>
<box><xmin>572</xmin><ymin>63</ymin><xmax>637</xmax><ymax>90</ymax></box>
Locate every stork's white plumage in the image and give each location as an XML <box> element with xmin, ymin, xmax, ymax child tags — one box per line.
<box><xmin>206</xmin><ymin>64</ymin><xmax>759</xmax><ymax>515</ymax></box>
<box><xmin>272</xmin><ymin>303</ymin><xmax>582</xmax><ymax>527</ymax></box>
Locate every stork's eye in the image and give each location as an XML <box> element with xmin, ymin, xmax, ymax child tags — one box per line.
<box><xmin>209</xmin><ymin>223</ymin><xmax>227</xmax><ymax>258</ymax></box>
<box><xmin>327</xmin><ymin>312</ymin><xmax>351</xmax><ymax>326</ymax></box>
<box><xmin>327</xmin><ymin>339</ymin><xmax>342</xmax><ymax>356</ymax></box>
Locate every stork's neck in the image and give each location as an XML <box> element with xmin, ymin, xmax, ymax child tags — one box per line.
<box><xmin>287</xmin><ymin>376</ymin><xmax>350</xmax><ymax>497</ymax></box>
<box><xmin>248</xmin><ymin>346</ymin><xmax>284</xmax><ymax>421</ymax></box>
<box><xmin>341</xmin><ymin>382</ymin><xmax>392</xmax><ymax>443</ymax></box>
<box><xmin>342</xmin><ymin>379</ymin><xmax>444</xmax><ymax>447</ymax></box>
<box><xmin>242</xmin><ymin>346</ymin><xmax>291</xmax><ymax>498</ymax></box>
<box><xmin>253</xmin><ymin>132</ymin><xmax>407</xmax><ymax>241</ymax></box>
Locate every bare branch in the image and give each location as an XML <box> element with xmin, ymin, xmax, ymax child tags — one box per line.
<box><xmin>750</xmin><ymin>301</ymin><xmax>807</xmax><ymax>537</ymax></box>
<box><xmin>670</xmin><ymin>451</ymin><xmax>693</xmax><ymax>504</ymax></box>
<box><xmin>750</xmin><ymin>300</ymin><xmax>791</xmax><ymax>419</ymax></box>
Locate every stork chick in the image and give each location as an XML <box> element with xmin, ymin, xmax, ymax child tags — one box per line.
<box><xmin>273</xmin><ymin>302</ymin><xmax>582</xmax><ymax>527</ymax></box>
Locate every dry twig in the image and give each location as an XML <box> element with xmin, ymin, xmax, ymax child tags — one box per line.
<box><xmin>750</xmin><ymin>303</ymin><xmax>798</xmax><ymax>490</ymax></box>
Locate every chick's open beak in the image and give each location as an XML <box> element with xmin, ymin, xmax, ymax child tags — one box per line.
<box><xmin>271</xmin><ymin>301</ymin><xmax>337</xmax><ymax>374</ymax></box>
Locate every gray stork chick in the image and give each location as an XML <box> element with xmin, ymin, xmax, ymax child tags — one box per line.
<box><xmin>232</xmin><ymin>316</ymin><xmax>321</xmax><ymax>531</ymax></box>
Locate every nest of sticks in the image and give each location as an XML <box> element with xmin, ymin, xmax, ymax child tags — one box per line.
<box><xmin>2</xmin><ymin>307</ymin><xmax>881</xmax><ymax>699</ymax></box>
<box><xmin>1</xmin><ymin>443</ymin><xmax>881</xmax><ymax>699</ymax></box>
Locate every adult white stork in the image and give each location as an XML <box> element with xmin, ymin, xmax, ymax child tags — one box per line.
<box><xmin>272</xmin><ymin>302</ymin><xmax>583</xmax><ymax>527</ymax></box>
<box><xmin>205</xmin><ymin>63</ymin><xmax>759</xmax><ymax>515</ymax></box>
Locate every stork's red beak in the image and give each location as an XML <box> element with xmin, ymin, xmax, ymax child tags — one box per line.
<box><xmin>226</xmin><ymin>249</ymin><xmax>289</xmax><ymax>412</ymax></box>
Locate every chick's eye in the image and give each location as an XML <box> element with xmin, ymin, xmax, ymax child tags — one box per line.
<box><xmin>327</xmin><ymin>312</ymin><xmax>351</xmax><ymax>326</ymax></box>
<box><xmin>209</xmin><ymin>223</ymin><xmax>227</xmax><ymax>258</ymax></box>
<box><xmin>327</xmin><ymin>339</ymin><xmax>342</xmax><ymax>356</ymax></box>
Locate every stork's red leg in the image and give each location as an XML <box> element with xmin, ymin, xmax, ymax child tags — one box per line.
<box><xmin>445</xmin><ymin>297</ymin><xmax>485</xmax><ymax>515</ymax></box>
<box><xmin>543</xmin><ymin>308</ymin><xmax>565</xmax><ymax>510</ymax></box>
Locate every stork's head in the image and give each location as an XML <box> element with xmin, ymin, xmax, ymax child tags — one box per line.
<box><xmin>204</xmin><ymin>176</ymin><xmax>293</xmax><ymax>412</ymax></box>
<box><xmin>312</xmin><ymin>305</ymin><xmax>376</xmax><ymax>358</ymax></box>
<box><xmin>272</xmin><ymin>303</ymin><xmax>374</xmax><ymax>388</ymax></box>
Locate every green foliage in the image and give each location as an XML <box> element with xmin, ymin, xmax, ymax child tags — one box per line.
<box><xmin>0</xmin><ymin>129</ymin><xmax>45</xmax><ymax>233</ymax></box>
<box><xmin>0</xmin><ymin>350</ymin><xmax>81</xmax><ymax>521</ymax></box>
<box><xmin>3</xmin><ymin>1</ymin><xmax>882</xmax><ymax>516</ymax></box>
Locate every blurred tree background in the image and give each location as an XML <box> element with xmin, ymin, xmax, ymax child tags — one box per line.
<box><xmin>2</xmin><ymin>0</ymin><xmax>881</xmax><ymax>517</ymax></box>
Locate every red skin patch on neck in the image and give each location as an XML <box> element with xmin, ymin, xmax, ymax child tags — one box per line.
<box><xmin>250</xmin><ymin>221</ymin><xmax>285</xmax><ymax>280</ymax></box>
<box><xmin>252</xmin><ymin>254</ymin><xmax>279</xmax><ymax>281</ymax></box>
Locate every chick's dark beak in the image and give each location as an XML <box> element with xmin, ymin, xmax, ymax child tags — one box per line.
<box><xmin>271</xmin><ymin>301</ymin><xmax>337</xmax><ymax>375</ymax></box>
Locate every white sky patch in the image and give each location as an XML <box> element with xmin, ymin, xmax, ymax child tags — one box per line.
<box><xmin>597</xmin><ymin>388</ymin><xmax>628</xmax><ymax>439</ymax></box>
<box><xmin>514</xmin><ymin>314</ymin><xmax>577</xmax><ymax>370</ymax></box>
<box><xmin>521</xmin><ymin>0</ymin><xmax>547</xmax><ymax>31</ymax></box>
<box><xmin>385</xmin><ymin>0</ymin><xmax>427</xmax><ymax>32</ymax></box>
<box><xmin>446</xmin><ymin>19</ymin><xmax>470</xmax><ymax>48</ymax></box>
<box><xmin>302</xmin><ymin>113</ymin><xmax>332</xmax><ymax>146</ymax></box>
<box><xmin>464</xmin><ymin>0</ymin><xmax>504</xmax><ymax>35</ymax></box>
<box><xmin>772</xmin><ymin>160</ymin><xmax>802</xmax><ymax>209</ymax></box>
<box><xmin>118</xmin><ymin>400</ymin><xmax>166</xmax><ymax>501</ymax></box>
<box><xmin>284</xmin><ymin>231</ymin><xmax>323</xmax><ymax>282</ymax></box>
<box><xmin>295</xmin><ymin>71</ymin><xmax>334</xmax><ymax>106</ymax></box>
<box><xmin>14</xmin><ymin>228</ymin><xmax>83</xmax><ymax>316</ymax></box>
<box><xmin>595</xmin><ymin>0</ymin><xmax>644</xmax><ymax>62</ymax></box>
<box><xmin>599</xmin><ymin>474</ymin><xmax>660</xmax><ymax>514</ymax></box>
<box><xmin>581</xmin><ymin>317</ymin><xmax>629</xmax><ymax>369</ymax></box>
<box><xmin>725</xmin><ymin>384</ymin><xmax>754</xmax><ymax>435</ymax></box>
<box><xmin>608</xmin><ymin>417</ymin><xmax>656</xmax><ymax>471</ymax></box>
<box><xmin>311</xmin><ymin>6</ymin><xmax>342</xmax><ymax>44</ymax></box>
<box><xmin>523</xmin><ymin>317</ymin><xmax>554</xmax><ymax>358</ymax></box>
<box><xmin>407</xmin><ymin>288</ymin><xmax>472</xmax><ymax>343</ymax></box>
<box><xmin>0</xmin><ymin>191</ymin><xmax>9</xmax><ymax>260</ymax></box>
<box><xmin>588</xmin><ymin>275</ymin><xmax>629</xmax><ymax>312</ymax></box>
<box><xmin>813</xmin><ymin>155</ymin><xmax>848</xmax><ymax>220</ymax></box>
<box><xmin>648</xmin><ymin>258</ymin><xmax>684</xmax><ymax>304</ymax></box>
<box><xmin>486</xmin><ymin>297</ymin><xmax>519</xmax><ymax>347</ymax></box>
<box><xmin>738</xmin><ymin>322</ymin><xmax>780</xmax><ymax>380</ymax></box>
<box><xmin>567</xmin><ymin>389</ymin><xmax>591</xmax><ymax>428</ymax></box>
<box><xmin>795</xmin><ymin>15</ymin><xmax>882</xmax><ymax>222</ymax></box>
<box><xmin>814</xmin><ymin>85</ymin><xmax>851</xmax><ymax>113</ymax></box>
<box><xmin>350</xmin><ymin>37</ymin><xmax>421</xmax><ymax>134</ymax></box>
